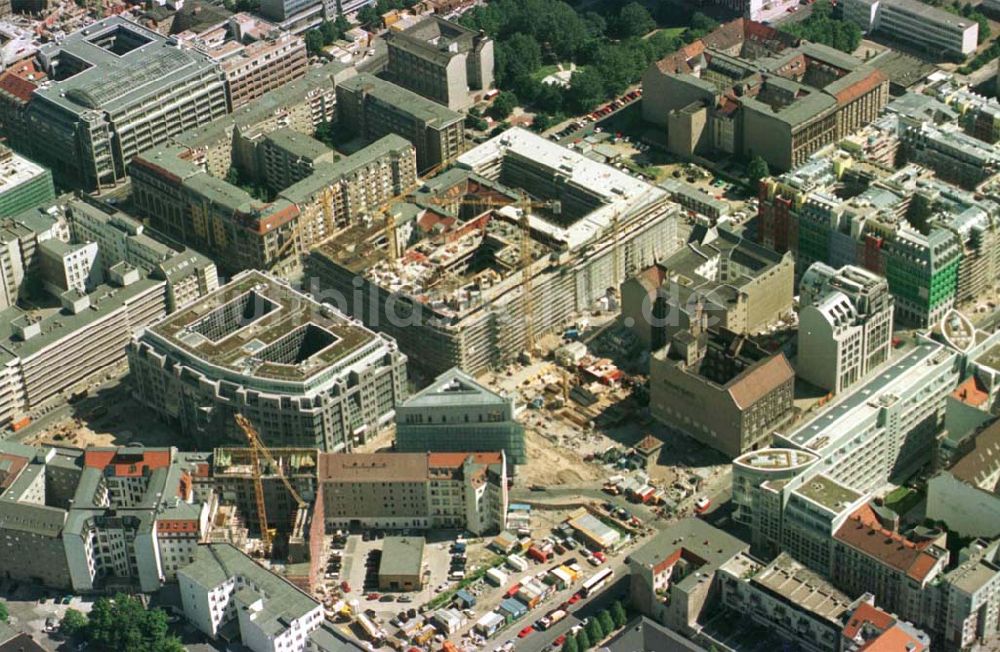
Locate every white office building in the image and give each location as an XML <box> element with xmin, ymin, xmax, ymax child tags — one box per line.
<box><xmin>797</xmin><ymin>263</ymin><xmax>894</xmax><ymax>394</ymax></box>
<box><xmin>179</xmin><ymin>543</ymin><xmax>324</xmax><ymax>652</ymax></box>
<box><xmin>844</xmin><ymin>0</ymin><xmax>978</xmax><ymax>57</ymax></box>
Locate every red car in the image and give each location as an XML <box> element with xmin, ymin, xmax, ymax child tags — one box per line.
<box><xmin>518</xmin><ymin>626</ymin><xmax>535</xmax><ymax>638</ymax></box>
<box><xmin>593</xmin><ymin>551</ymin><xmax>607</xmax><ymax>563</ymax></box>
<box><xmin>554</xmin><ymin>634</ymin><xmax>567</xmax><ymax>646</ymax></box>
<box><xmin>340</xmin><ymin>581</ymin><xmax>351</xmax><ymax>593</ymax></box>
<box><xmin>568</xmin><ymin>594</ymin><xmax>581</xmax><ymax>605</ymax></box>
<box><xmin>367</xmin><ymin>593</ymin><xmax>380</xmax><ymax>600</ymax></box>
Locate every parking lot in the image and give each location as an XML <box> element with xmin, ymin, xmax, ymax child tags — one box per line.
<box><xmin>0</xmin><ymin>580</ymin><xmax>95</xmax><ymax>651</ymax></box>
<box><xmin>332</xmin><ymin>532</ymin><xmax>467</xmax><ymax>620</ymax></box>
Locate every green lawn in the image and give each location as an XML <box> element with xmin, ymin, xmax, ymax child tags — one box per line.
<box><xmin>884</xmin><ymin>486</ymin><xmax>923</xmax><ymax>516</ymax></box>
<box><xmin>645</xmin><ymin>26</ymin><xmax>687</xmax><ymax>40</ymax></box>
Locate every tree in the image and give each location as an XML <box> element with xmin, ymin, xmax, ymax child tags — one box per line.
<box><xmin>563</xmin><ymin>634</ymin><xmax>580</xmax><ymax>652</ymax></box>
<box><xmin>611</xmin><ymin>600</ymin><xmax>628</xmax><ymax>629</ymax></box>
<box><xmin>489</xmin><ymin>91</ymin><xmax>518</xmax><ymax>120</ymax></box>
<box><xmin>582</xmin><ymin>11</ymin><xmax>607</xmax><ymax>38</ymax></box>
<box><xmin>84</xmin><ymin>594</ymin><xmax>183</xmax><ymax>652</ymax></box>
<box><xmin>598</xmin><ymin>609</ymin><xmax>615</xmax><ymax>634</ymax></box>
<box><xmin>0</xmin><ymin>600</ymin><xmax>7</xmax><ymax>623</ymax></box>
<box><xmin>531</xmin><ymin>113</ymin><xmax>554</xmax><ymax>132</ymax></box>
<box><xmin>782</xmin><ymin>2</ymin><xmax>862</xmax><ymax>53</ymax></box>
<box><xmin>747</xmin><ymin>155</ymin><xmax>769</xmax><ymax>190</ymax></box>
<box><xmin>495</xmin><ymin>33</ymin><xmax>543</xmax><ymax>86</ymax></box>
<box><xmin>587</xmin><ymin>617</ymin><xmax>605</xmax><ymax>643</ymax></box>
<box><xmin>304</xmin><ymin>29</ymin><xmax>326</xmax><ymax>56</ymax></box>
<box><xmin>60</xmin><ymin>609</ymin><xmax>88</xmax><ymax>638</ymax></box>
<box><xmin>575</xmin><ymin>629</ymin><xmax>591</xmax><ymax>650</ymax></box>
<box><xmin>357</xmin><ymin>4</ymin><xmax>380</xmax><ymax>26</ymax></box>
<box><xmin>566</xmin><ymin>68</ymin><xmax>605</xmax><ymax>114</ymax></box>
<box><xmin>690</xmin><ymin>11</ymin><xmax>719</xmax><ymax>33</ymax></box>
<box><xmin>612</xmin><ymin>2</ymin><xmax>655</xmax><ymax>39</ymax></box>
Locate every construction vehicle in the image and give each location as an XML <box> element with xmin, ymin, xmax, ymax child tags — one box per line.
<box><xmin>234</xmin><ymin>414</ymin><xmax>307</xmax><ymax>557</ymax></box>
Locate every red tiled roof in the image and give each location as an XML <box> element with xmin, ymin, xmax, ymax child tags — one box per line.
<box><xmin>842</xmin><ymin>602</ymin><xmax>896</xmax><ymax>640</ymax></box>
<box><xmin>844</xmin><ymin>603</ymin><xmax>927</xmax><ymax>652</ymax></box>
<box><xmin>428</xmin><ymin>452</ymin><xmax>504</xmax><ymax>468</ymax></box>
<box><xmin>861</xmin><ymin>625</ymin><xmax>927</xmax><ymax>651</ymax></box>
<box><xmin>833</xmin><ymin>70</ymin><xmax>887</xmax><ymax>106</ymax></box>
<box><xmin>834</xmin><ymin>505</ymin><xmax>942</xmax><ymax>583</ymax></box>
<box><xmin>0</xmin><ymin>453</ymin><xmax>29</xmax><ymax>492</ymax></box>
<box><xmin>254</xmin><ymin>203</ymin><xmax>300</xmax><ymax>234</ymax></box>
<box><xmin>0</xmin><ymin>60</ymin><xmax>45</xmax><ymax>103</ymax></box>
<box><xmin>84</xmin><ymin>448</ymin><xmax>172</xmax><ymax>477</ymax></box>
<box><xmin>157</xmin><ymin>519</ymin><xmax>199</xmax><ymax>533</ymax></box>
<box><xmin>728</xmin><ymin>353</ymin><xmax>795</xmax><ymax>409</ymax></box>
<box><xmin>952</xmin><ymin>376</ymin><xmax>990</xmax><ymax>408</ymax></box>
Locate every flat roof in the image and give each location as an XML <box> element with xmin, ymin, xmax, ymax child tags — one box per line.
<box><xmin>456</xmin><ymin>128</ymin><xmax>670</xmax><ymax>250</ymax></box>
<box><xmin>143</xmin><ymin>270</ymin><xmax>382</xmax><ymax>383</ymax></box>
<box><xmin>338</xmin><ymin>73</ymin><xmax>463</xmax><ymax>127</ymax></box>
<box><xmin>0</xmin><ymin>276</ymin><xmax>164</xmax><ymax>361</ymax></box>
<box><xmin>779</xmin><ymin>340</ymin><xmax>955</xmax><ymax>451</ymax></box>
<box><xmin>379</xmin><ymin>536</ymin><xmax>425</xmax><ymax>577</ymax></box>
<box><xmin>33</xmin><ymin>17</ymin><xmax>220</xmax><ymax>115</ymax></box>
<box><xmin>734</xmin><ymin>448</ymin><xmax>819</xmax><ymax>471</ymax></box>
<box><xmin>0</xmin><ymin>147</ymin><xmax>49</xmax><ymax>197</ymax></box>
<box><xmin>753</xmin><ymin>553</ymin><xmax>853</xmax><ymax>622</ymax></box>
<box><xmin>795</xmin><ymin>474</ymin><xmax>863</xmax><ymax>512</ymax></box>
<box><xmin>319</xmin><ymin>453</ymin><xmax>429</xmax><ymax>483</ymax></box>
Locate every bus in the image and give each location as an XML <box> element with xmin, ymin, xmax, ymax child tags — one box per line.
<box><xmin>580</xmin><ymin>568</ymin><xmax>613</xmax><ymax>598</ymax></box>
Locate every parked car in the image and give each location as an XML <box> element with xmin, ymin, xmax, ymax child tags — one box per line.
<box><xmin>695</xmin><ymin>496</ymin><xmax>712</xmax><ymax>513</ymax></box>
<box><xmin>518</xmin><ymin>626</ymin><xmax>535</xmax><ymax>638</ymax></box>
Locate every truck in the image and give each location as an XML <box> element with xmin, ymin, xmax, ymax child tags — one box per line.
<box><xmin>527</xmin><ymin>546</ymin><xmax>551</xmax><ymax>563</ymax></box>
<box><xmin>540</xmin><ymin>609</ymin><xmax>567</xmax><ymax>630</ymax></box>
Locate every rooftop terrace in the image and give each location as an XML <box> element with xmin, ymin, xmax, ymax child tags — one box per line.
<box><xmin>146</xmin><ymin>270</ymin><xmax>380</xmax><ymax>382</ymax></box>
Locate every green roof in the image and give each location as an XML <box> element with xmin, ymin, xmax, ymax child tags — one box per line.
<box><xmin>795</xmin><ymin>474</ymin><xmax>862</xmax><ymax>512</ymax></box>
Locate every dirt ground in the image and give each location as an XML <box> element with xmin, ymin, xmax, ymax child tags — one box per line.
<box><xmin>22</xmin><ymin>381</ymin><xmax>185</xmax><ymax>450</ymax></box>
<box><xmin>516</xmin><ymin>428</ymin><xmax>602</xmax><ymax>486</ymax></box>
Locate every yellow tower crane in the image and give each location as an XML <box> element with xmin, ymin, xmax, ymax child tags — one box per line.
<box><xmin>234</xmin><ymin>414</ymin><xmax>307</xmax><ymax>558</ymax></box>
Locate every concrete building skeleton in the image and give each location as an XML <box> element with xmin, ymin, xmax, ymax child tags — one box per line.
<box><xmin>308</xmin><ymin>128</ymin><xmax>680</xmax><ymax>376</ymax></box>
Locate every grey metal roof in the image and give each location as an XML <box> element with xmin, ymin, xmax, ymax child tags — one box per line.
<box><xmin>401</xmin><ymin>367</ymin><xmax>508</xmax><ymax>409</ymax></box>
<box><xmin>181</xmin><ymin>543</ymin><xmax>320</xmax><ymax>633</ymax></box>
<box><xmin>33</xmin><ymin>17</ymin><xmax>221</xmax><ymax>116</ymax></box>
<box><xmin>339</xmin><ymin>73</ymin><xmax>464</xmax><ymax>128</ymax></box>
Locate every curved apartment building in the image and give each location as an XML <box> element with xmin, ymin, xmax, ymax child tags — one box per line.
<box><xmin>127</xmin><ymin>270</ymin><xmax>408</xmax><ymax>451</ymax></box>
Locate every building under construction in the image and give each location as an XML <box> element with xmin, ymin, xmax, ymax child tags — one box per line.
<box><xmin>307</xmin><ymin>128</ymin><xmax>680</xmax><ymax>375</ymax></box>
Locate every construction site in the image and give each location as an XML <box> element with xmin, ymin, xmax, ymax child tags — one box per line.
<box><xmin>307</xmin><ymin>127</ymin><xmax>681</xmax><ymax>376</ymax></box>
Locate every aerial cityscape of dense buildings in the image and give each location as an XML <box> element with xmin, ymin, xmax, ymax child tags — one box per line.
<box><xmin>0</xmin><ymin>1</ymin><xmax>999</xmax><ymax>652</ymax></box>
